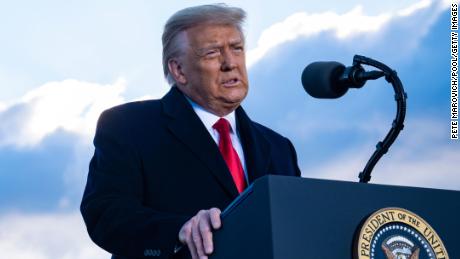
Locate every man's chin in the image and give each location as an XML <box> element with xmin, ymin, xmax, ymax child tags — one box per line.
<box><xmin>225</xmin><ymin>89</ymin><xmax>248</xmax><ymax>103</ymax></box>
<box><xmin>224</xmin><ymin>95</ymin><xmax>246</xmax><ymax>107</ymax></box>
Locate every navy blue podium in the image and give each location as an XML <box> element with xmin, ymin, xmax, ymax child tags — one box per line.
<box><xmin>210</xmin><ymin>175</ymin><xmax>459</xmax><ymax>259</ymax></box>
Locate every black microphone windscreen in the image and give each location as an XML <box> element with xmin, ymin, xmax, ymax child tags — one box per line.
<box><xmin>301</xmin><ymin>61</ymin><xmax>348</xmax><ymax>99</ymax></box>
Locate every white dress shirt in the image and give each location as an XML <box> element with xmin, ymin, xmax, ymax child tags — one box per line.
<box><xmin>186</xmin><ymin>97</ymin><xmax>248</xmax><ymax>183</ymax></box>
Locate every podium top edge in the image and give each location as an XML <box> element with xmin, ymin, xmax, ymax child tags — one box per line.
<box><xmin>255</xmin><ymin>175</ymin><xmax>460</xmax><ymax>194</ymax></box>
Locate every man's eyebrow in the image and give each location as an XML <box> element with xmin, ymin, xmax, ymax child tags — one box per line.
<box><xmin>194</xmin><ymin>38</ymin><xmax>244</xmax><ymax>55</ymax></box>
<box><xmin>201</xmin><ymin>37</ymin><xmax>243</xmax><ymax>48</ymax></box>
<box><xmin>199</xmin><ymin>43</ymin><xmax>222</xmax><ymax>49</ymax></box>
<box><xmin>229</xmin><ymin>38</ymin><xmax>244</xmax><ymax>45</ymax></box>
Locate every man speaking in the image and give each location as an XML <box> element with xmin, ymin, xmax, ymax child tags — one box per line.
<box><xmin>81</xmin><ymin>4</ymin><xmax>301</xmax><ymax>259</ymax></box>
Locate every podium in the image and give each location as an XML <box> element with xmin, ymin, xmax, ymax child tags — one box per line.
<box><xmin>210</xmin><ymin>175</ymin><xmax>460</xmax><ymax>259</ymax></box>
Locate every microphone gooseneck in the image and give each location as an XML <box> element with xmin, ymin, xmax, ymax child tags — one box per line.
<box><xmin>301</xmin><ymin>55</ymin><xmax>407</xmax><ymax>184</ymax></box>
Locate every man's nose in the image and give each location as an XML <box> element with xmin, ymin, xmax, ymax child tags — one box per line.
<box><xmin>220</xmin><ymin>49</ymin><xmax>237</xmax><ymax>71</ymax></box>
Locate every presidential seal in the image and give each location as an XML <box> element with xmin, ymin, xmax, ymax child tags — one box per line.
<box><xmin>356</xmin><ymin>207</ymin><xmax>449</xmax><ymax>259</ymax></box>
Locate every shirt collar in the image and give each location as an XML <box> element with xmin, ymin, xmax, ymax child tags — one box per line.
<box><xmin>186</xmin><ymin>96</ymin><xmax>237</xmax><ymax>133</ymax></box>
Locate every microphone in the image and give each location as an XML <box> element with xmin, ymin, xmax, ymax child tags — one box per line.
<box><xmin>301</xmin><ymin>61</ymin><xmax>384</xmax><ymax>98</ymax></box>
<box><xmin>300</xmin><ymin>55</ymin><xmax>408</xmax><ymax>183</ymax></box>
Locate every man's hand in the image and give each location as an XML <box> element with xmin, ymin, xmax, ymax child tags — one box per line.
<box><xmin>178</xmin><ymin>208</ymin><xmax>222</xmax><ymax>259</ymax></box>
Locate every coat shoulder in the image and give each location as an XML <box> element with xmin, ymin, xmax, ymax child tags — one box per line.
<box><xmin>249</xmin><ymin>120</ymin><xmax>301</xmax><ymax>177</ymax></box>
<box><xmin>251</xmin><ymin>121</ymin><xmax>290</xmax><ymax>143</ymax></box>
<box><xmin>95</xmin><ymin>99</ymin><xmax>163</xmax><ymax>139</ymax></box>
<box><xmin>101</xmin><ymin>99</ymin><xmax>162</xmax><ymax>119</ymax></box>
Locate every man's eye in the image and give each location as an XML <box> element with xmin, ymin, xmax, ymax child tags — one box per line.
<box><xmin>233</xmin><ymin>46</ymin><xmax>244</xmax><ymax>52</ymax></box>
<box><xmin>205</xmin><ymin>49</ymin><xmax>220</xmax><ymax>57</ymax></box>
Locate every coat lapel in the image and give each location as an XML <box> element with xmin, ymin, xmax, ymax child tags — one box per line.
<box><xmin>236</xmin><ymin>107</ymin><xmax>271</xmax><ymax>184</ymax></box>
<box><xmin>161</xmin><ymin>87</ymin><xmax>240</xmax><ymax>198</ymax></box>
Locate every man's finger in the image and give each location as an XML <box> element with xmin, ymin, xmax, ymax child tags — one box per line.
<box><xmin>178</xmin><ymin>221</ymin><xmax>191</xmax><ymax>244</ymax></box>
<box><xmin>191</xmin><ymin>216</ymin><xmax>206</xmax><ymax>258</ymax></box>
<box><xmin>186</xmin><ymin>234</ymin><xmax>199</xmax><ymax>259</ymax></box>
<box><xmin>209</xmin><ymin>208</ymin><xmax>222</xmax><ymax>229</ymax></box>
<box><xmin>199</xmin><ymin>215</ymin><xmax>213</xmax><ymax>254</ymax></box>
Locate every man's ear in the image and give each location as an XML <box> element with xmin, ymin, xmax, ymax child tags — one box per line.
<box><xmin>168</xmin><ymin>59</ymin><xmax>187</xmax><ymax>85</ymax></box>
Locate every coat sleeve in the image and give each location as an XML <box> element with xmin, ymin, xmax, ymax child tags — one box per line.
<box><xmin>286</xmin><ymin>137</ymin><xmax>302</xmax><ymax>177</ymax></box>
<box><xmin>80</xmin><ymin>108</ymin><xmax>189</xmax><ymax>259</ymax></box>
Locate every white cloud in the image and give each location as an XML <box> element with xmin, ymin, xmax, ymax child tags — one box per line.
<box><xmin>0</xmin><ymin>78</ymin><xmax>169</xmax><ymax>148</ymax></box>
<box><xmin>247</xmin><ymin>6</ymin><xmax>388</xmax><ymax>67</ymax></box>
<box><xmin>0</xmin><ymin>78</ymin><xmax>170</xmax><ymax>209</ymax></box>
<box><xmin>304</xmin><ymin>144</ymin><xmax>460</xmax><ymax>191</ymax></box>
<box><xmin>397</xmin><ymin>0</ymin><xmax>431</xmax><ymax>17</ymax></box>
<box><xmin>275</xmin><ymin>109</ymin><xmax>390</xmax><ymax>141</ymax></box>
<box><xmin>0</xmin><ymin>212</ymin><xmax>109</xmax><ymax>259</ymax></box>
<box><xmin>0</xmin><ymin>78</ymin><xmax>126</xmax><ymax>148</ymax></box>
<box><xmin>0</xmin><ymin>77</ymin><xmax>171</xmax><ymax>212</ymax></box>
<box><xmin>246</xmin><ymin>0</ymin><xmax>447</xmax><ymax>67</ymax></box>
<box><xmin>302</xmin><ymin>118</ymin><xmax>460</xmax><ymax>191</ymax></box>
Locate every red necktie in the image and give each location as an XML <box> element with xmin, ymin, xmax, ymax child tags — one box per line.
<box><xmin>213</xmin><ymin>118</ymin><xmax>246</xmax><ymax>193</ymax></box>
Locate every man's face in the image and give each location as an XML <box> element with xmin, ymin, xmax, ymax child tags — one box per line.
<box><xmin>174</xmin><ymin>24</ymin><xmax>249</xmax><ymax>116</ymax></box>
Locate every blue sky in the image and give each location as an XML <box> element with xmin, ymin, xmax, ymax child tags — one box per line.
<box><xmin>0</xmin><ymin>0</ymin><xmax>457</xmax><ymax>258</ymax></box>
